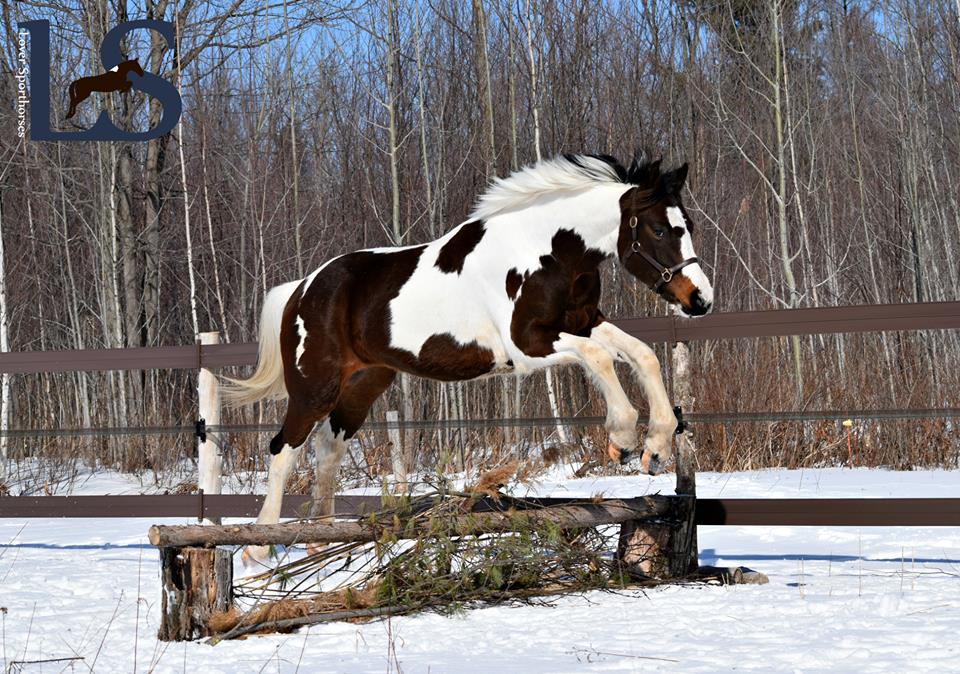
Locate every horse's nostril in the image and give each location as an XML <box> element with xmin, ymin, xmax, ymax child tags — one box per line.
<box><xmin>688</xmin><ymin>290</ymin><xmax>712</xmax><ymax>316</ymax></box>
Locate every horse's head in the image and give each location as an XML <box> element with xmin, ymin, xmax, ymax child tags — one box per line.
<box><xmin>616</xmin><ymin>157</ymin><xmax>713</xmax><ymax>317</ymax></box>
<box><xmin>126</xmin><ymin>58</ymin><xmax>145</xmax><ymax>77</ymax></box>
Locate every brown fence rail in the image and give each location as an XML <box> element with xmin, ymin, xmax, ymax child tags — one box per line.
<box><xmin>3</xmin><ymin>406</ymin><xmax>959</xmax><ymax>439</ymax></box>
<box><xmin>2</xmin><ymin>301</ymin><xmax>959</xmax><ymax>374</ymax></box>
<box><xmin>3</xmin><ymin>494</ymin><xmax>960</xmax><ymax>526</ymax></box>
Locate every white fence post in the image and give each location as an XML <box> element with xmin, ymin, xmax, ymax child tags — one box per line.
<box><xmin>386</xmin><ymin>409</ymin><xmax>407</xmax><ymax>490</ymax></box>
<box><xmin>197</xmin><ymin>331</ymin><xmax>222</xmax><ymax>523</ymax></box>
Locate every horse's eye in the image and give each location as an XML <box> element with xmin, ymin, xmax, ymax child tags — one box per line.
<box><xmin>652</xmin><ymin>226</ymin><xmax>665</xmax><ymax>238</ymax></box>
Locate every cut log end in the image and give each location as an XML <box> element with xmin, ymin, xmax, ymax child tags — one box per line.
<box><xmin>158</xmin><ymin>546</ymin><xmax>233</xmax><ymax>641</ymax></box>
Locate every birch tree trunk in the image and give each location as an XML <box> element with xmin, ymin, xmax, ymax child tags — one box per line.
<box><xmin>769</xmin><ymin>0</ymin><xmax>804</xmax><ymax>400</ymax></box>
<box><xmin>176</xmin><ymin>8</ymin><xmax>199</xmax><ymax>337</ymax></box>
<box><xmin>524</xmin><ymin>0</ymin><xmax>567</xmax><ymax>444</ymax></box>
<box><xmin>283</xmin><ymin>0</ymin><xmax>303</xmax><ymax>278</ymax></box>
<box><xmin>384</xmin><ymin>0</ymin><xmax>417</xmax><ymax>468</ymax></box>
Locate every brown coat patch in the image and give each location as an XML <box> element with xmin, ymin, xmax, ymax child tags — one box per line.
<box><xmin>330</xmin><ymin>366</ymin><xmax>397</xmax><ymax>438</ymax></box>
<box><xmin>402</xmin><ymin>333</ymin><xmax>496</xmax><ymax>381</ymax></box>
<box><xmin>435</xmin><ymin>220</ymin><xmax>485</xmax><ymax>274</ymax></box>
<box><xmin>505</xmin><ymin>268</ymin><xmax>525</xmax><ymax>300</ymax></box>
<box><xmin>510</xmin><ymin>230</ymin><xmax>608</xmax><ymax>357</ymax></box>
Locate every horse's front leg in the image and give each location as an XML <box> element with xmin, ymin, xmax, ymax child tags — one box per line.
<box><xmin>552</xmin><ymin>332</ymin><xmax>639</xmax><ymax>462</ymax></box>
<box><xmin>588</xmin><ymin>321</ymin><xmax>678</xmax><ymax>474</ymax></box>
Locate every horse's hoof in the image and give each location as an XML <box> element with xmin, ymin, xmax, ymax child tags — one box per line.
<box><xmin>640</xmin><ymin>449</ymin><xmax>664</xmax><ymax>475</ymax></box>
<box><xmin>607</xmin><ymin>442</ymin><xmax>628</xmax><ymax>463</ymax></box>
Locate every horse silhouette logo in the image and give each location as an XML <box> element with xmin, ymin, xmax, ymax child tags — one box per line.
<box><xmin>65</xmin><ymin>58</ymin><xmax>145</xmax><ymax>119</ymax></box>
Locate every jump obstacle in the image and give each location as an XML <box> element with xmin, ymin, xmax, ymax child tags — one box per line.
<box><xmin>148</xmin><ymin>425</ymin><xmax>766</xmax><ymax>642</ymax></box>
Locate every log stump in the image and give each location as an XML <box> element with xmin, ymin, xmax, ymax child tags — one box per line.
<box><xmin>159</xmin><ymin>547</ymin><xmax>233</xmax><ymax>641</ymax></box>
<box><xmin>616</xmin><ymin>494</ymin><xmax>697</xmax><ymax>580</ymax></box>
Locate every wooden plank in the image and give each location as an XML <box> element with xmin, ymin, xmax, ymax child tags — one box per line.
<box><xmin>615</xmin><ymin>301</ymin><xmax>960</xmax><ymax>344</ymax></box>
<box><xmin>5</xmin><ymin>495</ymin><xmax>960</xmax><ymax>526</ymax></box>
<box><xmin>695</xmin><ymin>498</ymin><xmax>960</xmax><ymax>526</ymax></box>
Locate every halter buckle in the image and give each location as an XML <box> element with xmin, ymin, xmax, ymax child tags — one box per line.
<box><xmin>661</xmin><ymin>269</ymin><xmax>673</xmax><ymax>284</ymax></box>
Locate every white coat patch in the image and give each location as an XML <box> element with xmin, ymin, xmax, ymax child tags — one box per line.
<box><xmin>295</xmin><ymin>315</ymin><xmax>308</xmax><ymax>372</ymax></box>
<box><xmin>666</xmin><ymin>207</ymin><xmax>714</xmax><ymax>305</ymax></box>
<box><xmin>386</xmin><ymin>184</ymin><xmax>629</xmax><ymax>373</ymax></box>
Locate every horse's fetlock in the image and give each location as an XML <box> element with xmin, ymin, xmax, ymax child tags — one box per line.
<box><xmin>609</xmin><ymin>426</ymin><xmax>638</xmax><ymax>451</ymax></box>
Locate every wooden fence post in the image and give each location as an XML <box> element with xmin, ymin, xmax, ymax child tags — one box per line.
<box><xmin>158</xmin><ymin>546</ymin><xmax>233</xmax><ymax>641</ymax></box>
<box><xmin>616</xmin><ymin>340</ymin><xmax>698</xmax><ymax>580</ymax></box>
<box><xmin>197</xmin><ymin>331</ymin><xmax>222</xmax><ymax>523</ymax></box>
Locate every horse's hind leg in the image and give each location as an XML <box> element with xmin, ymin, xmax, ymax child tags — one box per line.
<box><xmin>306</xmin><ymin>366</ymin><xmax>396</xmax><ymax>555</ymax></box>
<box><xmin>65</xmin><ymin>95</ymin><xmax>79</xmax><ymax>119</ymax></box>
<box><xmin>65</xmin><ymin>87</ymin><xmax>87</xmax><ymax>120</ymax></box>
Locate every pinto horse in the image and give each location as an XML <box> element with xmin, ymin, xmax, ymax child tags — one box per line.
<box><xmin>65</xmin><ymin>59</ymin><xmax>144</xmax><ymax>120</ymax></box>
<box><xmin>225</xmin><ymin>153</ymin><xmax>714</xmax><ymax>566</ymax></box>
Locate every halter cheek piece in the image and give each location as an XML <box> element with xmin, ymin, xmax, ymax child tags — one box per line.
<box><xmin>623</xmin><ymin>215</ymin><xmax>699</xmax><ymax>294</ymax></box>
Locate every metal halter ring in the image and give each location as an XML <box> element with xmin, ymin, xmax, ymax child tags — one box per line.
<box><xmin>631</xmin><ymin>241</ymin><xmax>642</xmax><ymax>253</ymax></box>
<box><xmin>661</xmin><ymin>269</ymin><xmax>673</xmax><ymax>283</ymax></box>
<box><xmin>629</xmin><ymin>215</ymin><xmax>637</xmax><ymax>228</ymax></box>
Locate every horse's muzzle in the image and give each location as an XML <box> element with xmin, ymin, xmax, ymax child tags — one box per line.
<box><xmin>680</xmin><ymin>289</ymin><xmax>712</xmax><ymax>317</ymax></box>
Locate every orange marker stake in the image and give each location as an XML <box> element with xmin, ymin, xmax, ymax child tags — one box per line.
<box><xmin>843</xmin><ymin>419</ymin><xmax>854</xmax><ymax>467</ymax></box>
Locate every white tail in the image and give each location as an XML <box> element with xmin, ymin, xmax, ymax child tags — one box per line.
<box><xmin>221</xmin><ymin>280</ymin><xmax>300</xmax><ymax>407</ymax></box>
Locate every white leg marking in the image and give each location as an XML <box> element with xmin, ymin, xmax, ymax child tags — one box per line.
<box><xmin>244</xmin><ymin>440</ymin><xmax>307</xmax><ymax>568</ymax></box>
<box><xmin>553</xmin><ymin>332</ymin><xmax>638</xmax><ymax>450</ymax></box>
<box><xmin>256</xmin><ymin>443</ymin><xmax>302</xmax><ymax>525</ymax></box>
<box><xmin>590</xmin><ymin>321</ymin><xmax>677</xmax><ymax>466</ymax></box>
<box><xmin>311</xmin><ymin>419</ymin><xmax>348</xmax><ymax>519</ymax></box>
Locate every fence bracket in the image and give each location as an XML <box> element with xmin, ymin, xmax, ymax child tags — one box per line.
<box><xmin>673</xmin><ymin>406</ymin><xmax>686</xmax><ymax>435</ymax></box>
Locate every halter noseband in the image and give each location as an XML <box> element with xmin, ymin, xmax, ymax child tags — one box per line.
<box><xmin>622</xmin><ymin>215</ymin><xmax>699</xmax><ymax>294</ymax></box>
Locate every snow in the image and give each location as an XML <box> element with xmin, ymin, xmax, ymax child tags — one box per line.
<box><xmin>2</xmin><ymin>468</ymin><xmax>959</xmax><ymax>672</ymax></box>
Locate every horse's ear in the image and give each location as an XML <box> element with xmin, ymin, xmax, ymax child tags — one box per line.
<box><xmin>663</xmin><ymin>163</ymin><xmax>689</xmax><ymax>195</ymax></box>
<box><xmin>628</xmin><ymin>150</ymin><xmax>661</xmax><ymax>186</ymax></box>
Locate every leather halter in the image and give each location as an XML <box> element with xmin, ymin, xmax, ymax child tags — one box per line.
<box><xmin>622</xmin><ymin>215</ymin><xmax>699</xmax><ymax>294</ymax></box>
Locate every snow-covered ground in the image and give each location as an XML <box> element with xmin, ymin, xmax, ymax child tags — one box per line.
<box><xmin>2</xmin><ymin>467</ymin><xmax>959</xmax><ymax>673</ymax></box>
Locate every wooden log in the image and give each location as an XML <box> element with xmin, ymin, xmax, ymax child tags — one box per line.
<box><xmin>158</xmin><ymin>547</ymin><xmax>233</xmax><ymax>641</ymax></box>
<box><xmin>616</xmin><ymin>494</ymin><xmax>696</xmax><ymax>579</ymax></box>
<box><xmin>149</xmin><ymin>496</ymin><xmax>673</xmax><ymax>548</ymax></box>
<box><xmin>691</xmin><ymin>565</ymin><xmax>769</xmax><ymax>585</ymax></box>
